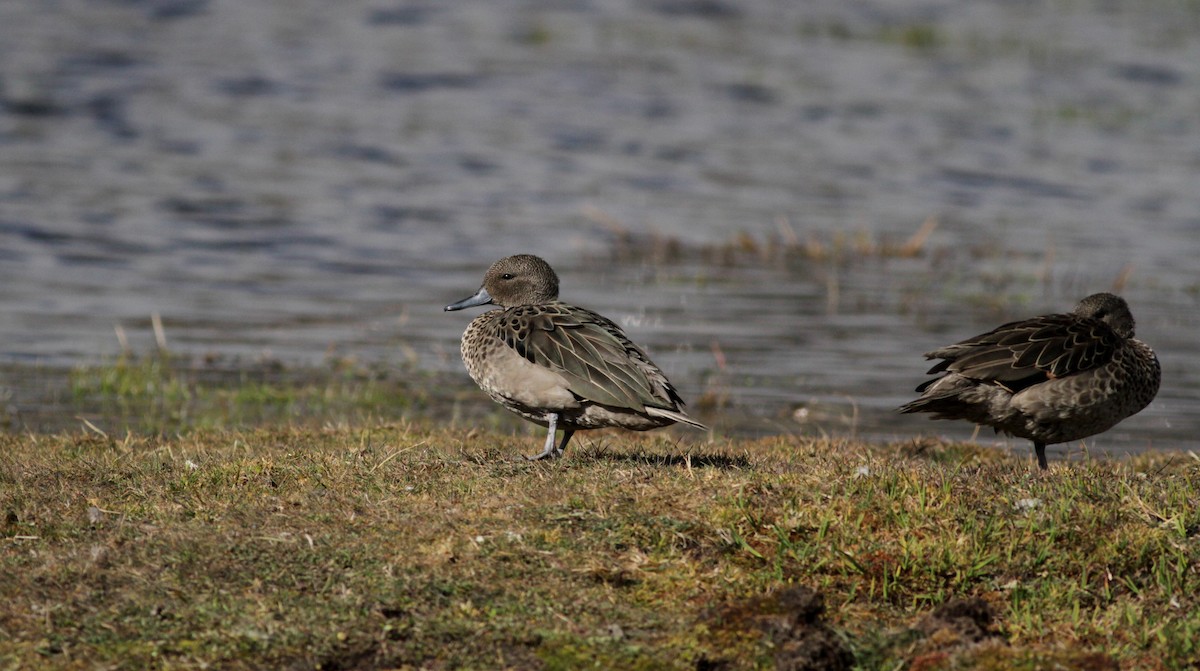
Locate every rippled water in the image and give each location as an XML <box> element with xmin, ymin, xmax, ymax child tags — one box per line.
<box><xmin>2</xmin><ymin>0</ymin><xmax>1199</xmax><ymax>457</ymax></box>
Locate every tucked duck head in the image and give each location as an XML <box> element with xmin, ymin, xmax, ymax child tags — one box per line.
<box><xmin>445</xmin><ymin>254</ymin><xmax>560</xmax><ymax>311</ymax></box>
<box><xmin>1073</xmin><ymin>292</ymin><xmax>1135</xmax><ymax>338</ymax></box>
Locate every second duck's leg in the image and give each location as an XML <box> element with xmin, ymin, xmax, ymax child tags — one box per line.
<box><xmin>1034</xmin><ymin>441</ymin><xmax>1048</xmax><ymax>470</ymax></box>
<box><xmin>527</xmin><ymin>413</ymin><xmax>562</xmax><ymax>461</ymax></box>
<box><xmin>553</xmin><ymin>429</ymin><xmax>575</xmax><ymax>458</ymax></box>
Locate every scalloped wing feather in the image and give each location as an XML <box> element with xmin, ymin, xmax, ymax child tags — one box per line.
<box><xmin>926</xmin><ymin>313</ymin><xmax>1118</xmax><ymax>390</ymax></box>
<box><xmin>498</xmin><ymin>304</ymin><xmax>679</xmax><ymax>413</ymax></box>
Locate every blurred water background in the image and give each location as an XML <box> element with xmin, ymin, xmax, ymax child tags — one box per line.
<box><xmin>2</xmin><ymin>0</ymin><xmax>1199</xmax><ymax>458</ymax></box>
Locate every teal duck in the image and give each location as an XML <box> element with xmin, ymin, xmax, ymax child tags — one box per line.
<box><xmin>899</xmin><ymin>293</ymin><xmax>1160</xmax><ymax>469</ymax></box>
<box><xmin>445</xmin><ymin>254</ymin><xmax>708</xmax><ymax>460</ymax></box>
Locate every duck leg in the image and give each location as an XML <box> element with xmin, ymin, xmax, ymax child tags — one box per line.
<box><xmin>554</xmin><ymin>429</ymin><xmax>575</xmax><ymax>458</ymax></box>
<box><xmin>1033</xmin><ymin>441</ymin><xmax>1048</xmax><ymax>470</ymax></box>
<box><xmin>528</xmin><ymin>414</ymin><xmax>568</xmax><ymax>461</ymax></box>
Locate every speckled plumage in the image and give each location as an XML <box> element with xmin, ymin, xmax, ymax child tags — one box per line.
<box><xmin>445</xmin><ymin>254</ymin><xmax>707</xmax><ymax>460</ymax></box>
<box><xmin>899</xmin><ymin>293</ymin><xmax>1160</xmax><ymax>469</ymax></box>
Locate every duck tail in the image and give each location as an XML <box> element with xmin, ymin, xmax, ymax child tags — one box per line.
<box><xmin>898</xmin><ymin>389</ymin><xmax>961</xmax><ymax>415</ymax></box>
<box><xmin>647</xmin><ymin>406</ymin><xmax>709</xmax><ymax>431</ymax></box>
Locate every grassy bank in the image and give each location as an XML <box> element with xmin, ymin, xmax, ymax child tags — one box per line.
<box><xmin>2</xmin><ymin>426</ymin><xmax>1197</xmax><ymax>670</ymax></box>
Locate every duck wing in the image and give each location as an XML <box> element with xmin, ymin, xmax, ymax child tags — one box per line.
<box><xmin>499</xmin><ymin>304</ymin><xmax>685</xmax><ymax>412</ymax></box>
<box><xmin>920</xmin><ymin>313</ymin><xmax>1120</xmax><ymax>392</ymax></box>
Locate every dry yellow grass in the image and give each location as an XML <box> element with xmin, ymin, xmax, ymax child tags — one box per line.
<box><xmin>2</xmin><ymin>425</ymin><xmax>1198</xmax><ymax>670</ymax></box>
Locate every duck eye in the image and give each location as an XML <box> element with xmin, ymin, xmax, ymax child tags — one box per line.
<box><xmin>501</xmin><ymin>273</ymin><xmax>514</xmax><ymax>280</ymax></box>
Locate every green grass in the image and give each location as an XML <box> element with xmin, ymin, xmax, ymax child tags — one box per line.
<box><xmin>64</xmin><ymin>354</ymin><xmax>442</xmax><ymax>434</ymax></box>
<box><xmin>2</xmin><ymin>428</ymin><xmax>1197</xmax><ymax>669</ymax></box>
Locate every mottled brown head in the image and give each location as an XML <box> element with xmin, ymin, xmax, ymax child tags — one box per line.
<box><xmin>444</xmin><ymin>254</ymin><xmax>560</xmax><ymax>311</ymax></box>
<box><xmin>1073</xmin><ymin>292</ymin><xmax>1135</xmax><ymax>338</ymax></box>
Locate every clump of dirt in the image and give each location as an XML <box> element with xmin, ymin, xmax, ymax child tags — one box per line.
<box><xmin>702</xmin><ymin>585</ymin><xmax>853</xmax><ymax>671</ymax></box>
<box><xmin>767</xmin><ymin>587</ymin><xmax>854</xmax><ymax>671</ymax></box>
<box><xmin>906</xmin><ymin>596</ymin><xmax>1005</xmax><ymax>669</ymax></box>
<box><xmin>909</xmin><ymin>597</ymin><xmax>1123</xmax><ymax>670</ymax></box>
<box><xmin>916</xmin><ymin>596</ymin><xmax>996</xmax><ymax>644</ymax></box>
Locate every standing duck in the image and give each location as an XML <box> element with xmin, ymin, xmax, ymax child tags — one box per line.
<box><xmin>899</xmin><ymin>293</ymin><xmax>1160</xmax><ymax>469</ymax></box>
<box><xmin>445</xmin><ymin>254</ymin><xmax>707</xmax><ymax>460</ymax></box>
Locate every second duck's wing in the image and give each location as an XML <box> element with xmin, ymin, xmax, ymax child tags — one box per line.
<box><xmin>920</xmin><ymin>313</ymin><xmax>1121</xmax><ymax>392</ymax></box>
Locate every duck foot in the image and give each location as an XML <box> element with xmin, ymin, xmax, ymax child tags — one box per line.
<box><xmin>525</xmin><ymin>418</ymin><xmax>573</xmax><ymax>461</ymax></box>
